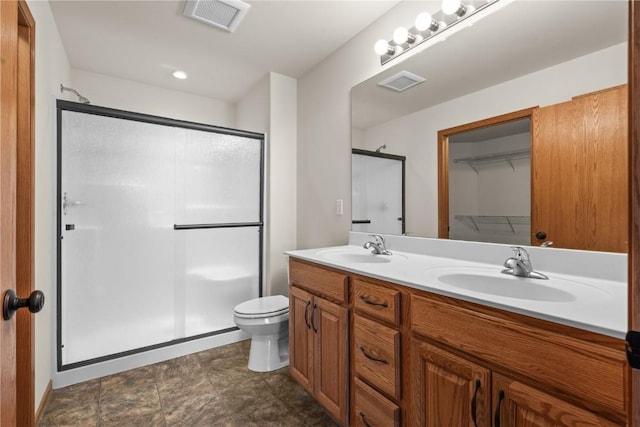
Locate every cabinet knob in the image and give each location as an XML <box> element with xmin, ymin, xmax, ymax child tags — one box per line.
<box><xmin>535</xmin><ymin>231</ymin><xmax>547</xmax><ymax>240</ymax></box>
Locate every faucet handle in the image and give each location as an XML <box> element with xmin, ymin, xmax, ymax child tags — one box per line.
<box><xmin>369</xmin><ymin>234</ymin><xmax>384</xmax><ymax>244</ymax></box>
<box><xmin>509</xmin><ymin>246</ymin><xmax>528</xmax><ymax>258</ymax></box>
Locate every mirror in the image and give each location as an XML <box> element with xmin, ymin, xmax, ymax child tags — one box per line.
<box><xmin>351</xmin><ymin>1</ymin><xmax>628</xmax><ymax>250</ymax></box>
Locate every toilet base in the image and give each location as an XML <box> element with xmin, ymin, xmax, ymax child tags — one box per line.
<box><xmin>247</xmin><ymin>333</ymin><xmax>289</xmax><ymax>372</ymax></box>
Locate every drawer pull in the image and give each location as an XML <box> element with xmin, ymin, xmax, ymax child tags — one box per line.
<box><xmin>360</xmin><ymin>346</ymin><xmax>389</xmax><ymax>365</ymax></box>
<box><xmin>303</xmin><ymin>300</ymin><xmax>311</xmax><ymax>329</ymax></box>
<box><xmin>359</xmin><ymin>411</ymin><xmax>373</xmax><ymax>427</ymax></box>
<box><xmin>494</xmin><ymin>390</ymin><xmax>505</xmax><ymax>427</ymax></box>
<box><xmin>310</xmin><ymin>303</ymin><xmax>318</xmax><ymax>333</ymax></box>
<box><xmin>471</xmin><ymin>379</ymin><xmax>481</xmax><ymax>427</ymax></box>
<box><xmin>360</xmin><ymin>294</ymin><xmax>389</xmax><ymax>308</ymax></box>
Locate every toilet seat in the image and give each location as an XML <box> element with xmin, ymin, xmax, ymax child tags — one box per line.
<box><xmin>233</xmin><ymin>295</ymin><xmax>289</xmax><ymax>319</ymax></box>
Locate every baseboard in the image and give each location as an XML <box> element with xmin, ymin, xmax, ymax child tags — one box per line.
<box><xmin>35</xmin><ymin>380</ymin><xmax>52</xmax><ymax>425</ymax></box>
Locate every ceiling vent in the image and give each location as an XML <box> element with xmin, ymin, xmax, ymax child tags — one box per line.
<box><xmin>183</xmin><ymin>0</ymin><xmax>251</xmax><ymax>33</ymax></box>
<box><xmin>378</xmin><ymin>71</ymin><xmax>426</xmax><ymax>92</ymax></box>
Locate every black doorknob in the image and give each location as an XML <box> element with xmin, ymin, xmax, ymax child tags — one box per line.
<box><xmin>3</xmin><ymin>290</ymin><xmax>45</xmax><ymax>320</ymax></box>
<box><xmin>535</xmin><ymin>231</ymin><xmax>547</xmax><ymax>240</ymax></box>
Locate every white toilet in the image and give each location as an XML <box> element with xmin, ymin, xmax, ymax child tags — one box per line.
<box><xmin>233</xmin><ymin>295</ymin><xmax>289</xmax><ymax>372</ymax></box>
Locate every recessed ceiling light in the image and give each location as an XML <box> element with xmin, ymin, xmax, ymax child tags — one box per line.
<box><xmin>173</xmin><ymin>70</ymin><xmax>188</xmax><ymax>80</ymax></box>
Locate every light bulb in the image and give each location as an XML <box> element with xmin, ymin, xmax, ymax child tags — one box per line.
<box><xmin>393</xmin><ymin>27</ymin><xmax>409</xmax><ymax>44</ymax></box>
<box><xmin>172</xmin><ymin>70</ymin><xmax>187</xmax><ymax>80</ymax></box>
<box><xmin>374</xmin><ymin>39</ymin><xmax>391</xmax><ymax>56</ymax></box>
<box><xmin>442</xmin><ymin>0</ymin><xmax>461</xmax><ymax>15</ymax></box>
<box><xmin>415</xmin><ymin>12</ymin><xmax>433</xmax><ymax>31</ymax></box>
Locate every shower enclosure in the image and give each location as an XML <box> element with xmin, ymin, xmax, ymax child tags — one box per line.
<box><xmin>57</xmin><ymin>101</ymin><xmax>264</xmax><ymax>370</ymax></box>
<box><xmin>351</xmin><ymin>149</ymin><xmax>405</xmax><ymax>235</ymax></box>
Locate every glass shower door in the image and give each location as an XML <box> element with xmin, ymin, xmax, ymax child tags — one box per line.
<box><xmin>174</xmin><ymin>129</ymin><xmax>262</xmax><ymax>338</ymax></box>
<box><xmin>351</xmin><ymin>150</ymin><xmax>405</xmax><ymax>235</ymax></box>
<box><xmin>59</xmin><ymin>110</ymin><xmax>177</xmax><ymax>367</ymax></box>
<box><xmin>58</xmin><ymin>103</ymin><xmax>264</xmax><ymax>369</ymax></box>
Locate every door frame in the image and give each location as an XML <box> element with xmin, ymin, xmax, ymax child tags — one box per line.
<box><xmin>436</xmin><ymin>107</ymin><xmax>536</xmax><ymax>239</ymax></box>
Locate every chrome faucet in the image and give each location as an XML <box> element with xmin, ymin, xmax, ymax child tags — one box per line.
<box><xmin>363</xmin><ymin>234</ymin><xmax>392</xmax><ymax>255</ymax></box>
<box><xmin>501</xmin><ymin>246</ymin><xmax>548</xmax><ymax>279</ymax></box>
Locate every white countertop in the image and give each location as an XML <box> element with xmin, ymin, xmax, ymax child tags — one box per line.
<box><xmin>285</xmin><ymin>244</ymin><xmax>627</xmax><ymax>339</ymax></box>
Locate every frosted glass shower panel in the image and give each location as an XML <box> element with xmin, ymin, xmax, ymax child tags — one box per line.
<box><xmin>351</xmin><ymin>153</ymin><xmax>404</xmax><ymax>235</ymax></box>
<box><xmin>176</xmin><ymin>129</ymin><xmax>262</xmax><ymax>224</ymax></box>
<box><xmin>178</xmin><ymin>227</ymin><xmax>260</xmax><ymax>337</ymax></box>
<box><xmin>59</xmin><ymin>111</ymin><xmax>177</xmax><ymax>366</ymax></box>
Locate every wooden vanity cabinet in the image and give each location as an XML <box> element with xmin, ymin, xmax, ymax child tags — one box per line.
<box><xmin>411</xmin><ymin>340</ymin><xmax>491</xmax><ymax>427</ymax></box>
<box><xmin>288</xmin><ymin>260</ymin><xmax>349</xmax><ymax>425</ymax></box>
<box><xmin>411</xmin><ymin>339</ymin><xmax>623</xmax><ymax>427</ymax></box>
<box><xmin>491</xmin><ymin>374</ymin><xmax>621</xmax><ymax>427</ymax></box>
<box><xmin>287</xmin><ymin>258</ymin><xmax>627</xmax><ymax>426</ymax></box>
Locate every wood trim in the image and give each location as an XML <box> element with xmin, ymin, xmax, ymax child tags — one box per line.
<box><xmin>436</xmin><ymin>107</ymin><xmax>537</xmax><ymax>240</ymax></box>
<box><xmin>34</xmin><ymin>381</ymin><xmax>52</xmax><ymax>426</ymax></box>
<box><xmin>437</xmin><ymin>130</ymin><xmax>449</xmax><ymax>238</ymax></box>
<box><xmin>629</xmin><ymin>0</ymin><xmax>640</xmax><ymax>424</ymax></box>
<box><xmin>16</xmin><ymin>2</ymin><xmax>35</xmax><ymax>425</ymax></box>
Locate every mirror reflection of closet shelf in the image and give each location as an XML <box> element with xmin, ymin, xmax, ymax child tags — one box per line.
<box><xmin>454</xmin><ymin>215</ymin><xmax>530</xmax><ymax>234</ymax></box>
<box><xmin>453</xmin><ymin>149</ymin><xmax>530</xmax><ymax>174</ymax></box>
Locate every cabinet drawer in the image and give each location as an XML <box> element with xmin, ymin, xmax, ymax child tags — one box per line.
<box><xmin>289</xmin><ymin>259</ymin><xmax>348</xmax><ymax>303</ymax></box>
<box><xmin>354</xmin><ymin>314</ymin><xmax>401</xmax><ymax>400</ymax></box>
<box><xmin>354</xmin><ymin>377</ymin><xmax>400</xmax><ymax>427</ymax></box>
<box><xmin>410</xmin><ymin>293</ymin><xmax>626</xmax><ymax>418</ymax></box>
<box><xmin>353</xmin><ymin>278</ymin><xmax>401</xmax><ymax>326</ymax></box>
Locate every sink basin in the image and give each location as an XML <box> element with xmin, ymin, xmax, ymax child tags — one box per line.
<box><xmin>425</xmin><ymin>267</ymin><xmax>609</xmax><ymax>303</ymax></box>
<box><xmin>316</xmin><ymin>248</ymin><xmax>405</xmax><ymax>264</ymax></box>
<box><xmin>437</xmin><ymin>273</ymin><xmax>575</xmax><ymax>302</ymax></box>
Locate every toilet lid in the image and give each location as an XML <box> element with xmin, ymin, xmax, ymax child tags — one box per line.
<box><xmin>234</xmin><ymin>295</ymin><xmax>289</xmax><ymax>318</ymax></box>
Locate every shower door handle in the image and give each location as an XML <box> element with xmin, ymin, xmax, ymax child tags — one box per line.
<box><xmin>63</xmin><ymin>192</ymin><xmax>85</xmax><ymax>215</ymax></box>
<box><xmin>3</xmin><ymin>290</ymin><xmax>45</xmax><ymax>320</ymax></box>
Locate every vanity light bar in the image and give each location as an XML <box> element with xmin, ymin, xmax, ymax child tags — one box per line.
<box><xmin>375</xmin><ymin>0</ymin><xmax>500</xmax><ymax>65</ymax></box>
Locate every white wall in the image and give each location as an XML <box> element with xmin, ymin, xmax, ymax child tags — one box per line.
<box><xmin>357</xmin><ymin>43</ymin><xmax>627</xmax><ymax>238</ymax></box>
<box><xmin>297</xmin><ymin>1</ymin><xmax>430</xmax><ymax>249</ymax></box>
<box><xmin>267</xmin><ymin>73</ymin><xmax>297</xmax><ymax>296</ymax></box>
<box><xmin>236</xmin><ymin>76</ymin><xmax>269</xmax><ymax>133</ymax></box>
<box><xmin>71</xmin><ymin>69</ymin><xmax>236</xmax><ymax>127</ymax></box>
<box><xmin>236</xmin><ymin>72</ymin><xmax>297</xmax><ymax>296</ymax></box>
<box><xmin>26</xmin><ymin>0</ymin><xmax>72</xmax><ymax>412</ymax></box>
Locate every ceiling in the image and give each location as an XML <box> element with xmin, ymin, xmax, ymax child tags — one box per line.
<box><xmin>352</xmin><ymin>0</ymin><xmax>628</xmax><ymax>130</ymax></box>
<box><xmin>49</xmin><ymin>0</ymin><xmax>399</xmax><ymax>103</ymax></box>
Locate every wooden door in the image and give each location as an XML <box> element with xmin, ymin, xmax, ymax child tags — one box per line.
<box><xmin>492</xmin><ymin>374</ymin><xmax>620</xmax><ymax>427</ymax></box>
<box><xmin>288</xmin><ymin>285</ymin><xmax>314</xmax><ymax>394</ymax></box>
<box><xmin>1</xmin><ymin>1</ymin><xmax>36</xmax><ymax>425</ymax></box>
<box><xmin>313</xmin><ymin>296</ymin><xmax>348</xmax><ymax>425</ymax></box>
<box><xmin>532</xmin><ymin>85</ymin><xmax>628</xmax><ymax>252</ymax></box>
<box><xmin>0</xmin><ymin>0</ymin><xmax>20</xmax><ymax>423</ymax></box>
<box><xmin>411</xmin><ymin>340</ymin><xmax>491</xmax><ymax>427</ymax></box>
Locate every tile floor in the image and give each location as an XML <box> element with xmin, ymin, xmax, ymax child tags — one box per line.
<box><xmin>39</xmin><ymin>340</ymin><xmax>337</xmax><ymax>426</ymax></box>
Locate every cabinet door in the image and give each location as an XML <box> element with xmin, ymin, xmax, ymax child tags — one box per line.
<box><xmin>532</xmin><ymin>85</ymin><xmax>628</xmax><ymax>252</ymax></box>
<box><xmin>411</xmin><ymin>340</ymin><xmax>491</xmax><ymax>427</ymax></box>
<box><xmin>313</xmin><ymin>296</ymin><xmax>349</xmax><ymax>425</ymax></box>
<box><xmin>289</xmin><ymin>285</ymin><xmax>314</xmax><ymax>393</ymax></box>
<box><xmin>492</xmin><ymin>374</ymin><xmax>621</xmax><ymax>427</ymax></box>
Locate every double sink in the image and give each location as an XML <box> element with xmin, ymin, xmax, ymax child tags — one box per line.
<box><xmin>315</xmin><ymin>247</ymin><xmax>609</xmax><ymax>304</ymax></box>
